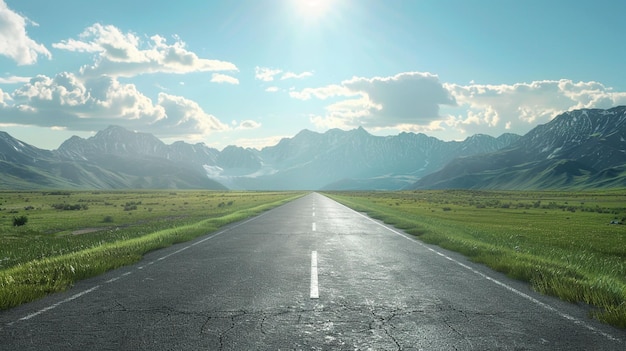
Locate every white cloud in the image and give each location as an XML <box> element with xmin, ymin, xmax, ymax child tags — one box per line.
<box><xmin>294</xmin><ymin>72</ymin><xmax>456</xmax><ymax>129</ymax></box>
<box><xmin>0</xmin><ymin>87</ymin><xmax>10</xmax><ymax>107</ymax></box>
<box><xmin>13</xmin><ymin>73</ymin><xmax>90</xmax><ymax>109</ymax></box>
<box><xmin>343</xmin><ymin>72</ymin><xmax>456</xmax><ymax>125</ymax></box>
<box><xmin>296</xmin><ymin>72</ymin><xmax>626</xmax><ymax>138</ymax></box>
<box><xmin>0</xmin><ymin>72</ymin><xmax>232</xmax><ymax>138</ymax></box>
<box><xmin>289</xmin><ymin>84</ymin><xmax>355</xmax><ymax>100</ymax></box>
<box><xmin>445</xmin><ymin>79</ymin><xmax>626</xmax><ymax>136</ymax></box>
<box><xmin>87</xmin><ymin>76</ymin><xmax>165</xmax><ymax>120</ymax></box>
<box><xmin>236</xmin><ymin>120</ymin><xmax>261</xmax><ymax>130</ymax></box>
<box><xmin>0</xmin><ymin>76</ymin><xmax>31</xmax><ymax>84</ymax></box>
<box><xmin>233</xmin><ymin>135</ymin><xmax>286</xmax><ymax>150</ymax></box>
<box><xmin>281</xmin><ymin>71</ymin><xmax>313</xmax><ymax>80</ymax></box>
<box><xmin>211</xmin><ymin>73</ymin><xmax>239</xmax><ymax>85</ymax></box>
<box><xmin>154</xmin><ymin>93</ymin><xmax>229</xmax><ymax>135</ymax></box>
<box><xmin>53</xmin><ymin>24</ymin><xmax>237</xmax><ymax>77</ymax></box>
<box><xmin>0</xmin><ymin>0</ymin><xmax>51</xmax><ymax>65</ymax></box>
<box><xmin>6</xmin><ymin>73</ymin><xmax>165</xmax><ymax>128</ymax></box>
<box><xmin>265</xmin><ymin>86</ymin><xmax>280</xmax><ymax>93</ymax></box>
<box><xmin>255</xmin><ymin>66</ymin><xmax>282</xmax><ymax>82</ymax></box>
<box><xmin>255</xmin><ymin>67</ymin><xmax>312</xmax><ymax>87</ymax></box>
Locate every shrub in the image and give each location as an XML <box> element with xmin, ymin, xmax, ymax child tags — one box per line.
<box><xmin>13</xmin><ymin>215</ymin><xmax>28</xmax><ymax>226</ymax></box>
<box><xmin>51</xmin><ymin>203</ymin><xmax>88</xmax><ymax>211</ymax></box>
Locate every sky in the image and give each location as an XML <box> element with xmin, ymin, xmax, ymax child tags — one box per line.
<box><xmin>1</xmin><ymin>0</ymin><xmax>625</xmax><ymax>151</ymax></box>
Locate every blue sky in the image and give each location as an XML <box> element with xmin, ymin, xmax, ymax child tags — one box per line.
<box><xmin>1</xmin><ymin>0</ymin><xmax>625</xmax><ymax>150</ymax></box>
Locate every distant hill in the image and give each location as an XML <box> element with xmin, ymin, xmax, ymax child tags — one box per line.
<box><xmin>411</xmin><ymin>106</ymin><xmax>626</xmax><ymax>190</ymax></box>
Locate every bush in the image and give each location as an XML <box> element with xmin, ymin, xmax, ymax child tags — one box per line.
<box><xmin>13</xmin><ymin>215</ymin><xmax>28</xmax><ymax>226</ymax></box>
<box><xmin>51</xmin><ymin>203</ymin><xmax>88</xmax><ymax>211</ymax></box>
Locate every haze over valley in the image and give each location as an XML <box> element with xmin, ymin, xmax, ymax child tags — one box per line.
<box><xmin>1</xmin><ymin>106</ymin><xmax>625</xmax><ymax>190</ymax></box>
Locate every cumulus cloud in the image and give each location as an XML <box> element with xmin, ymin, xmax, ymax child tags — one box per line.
<box><xmin>53</xmin><ymin>24</ymin><xmax>237</xmax><ymax>77</ymax></box>
<box><xmin>211</xmin><ymin>73</ymin><xmax>239</xmax><ymax>84</ymax></box>
<box><xmin>281</xmin><ymin>71</ymin><xmax>313</xmax><ymax>80</ymax></box>
<box><xmin>445</xmin><ymin>79</ymin><xmax>626</xmax><ymax>136</ymax></box>
<box><xmin>344</xmin><ymin>72</ymin><xmax>456</xmax><ymax>125</ymax></box>
<box><xmin>289</xmin><ymin>84</ymin><xmax>355</xmax><ymax>100</ymax></box>
<box><xmin>0</xmin><ymin>76</ymin><xmax>31</xmax><ymax>84</ymax></box>
<box><xmin>233</xmin><ymin>135</ymin><xmax>287</xmax><ymax>150</ymax></box>
<box><xmin>265</xmin><ymin>86</ymin><xmax>279</xmax><ymax>93</ymax></box>
<box><xmin>236</xmin><ymin>120</ymin><xmax>261</xmax><ymax>130</ymax></box>
<box><xmin>255</xmin><ymin>66</ymin><xmax>282</xmax><ymax>82</ymax></box>
<box><xmin>294</xmin><ymin>72</ymin><xmax>626</xmax><ymax>138</ymax></box>
<box><xmin>255</xmin><ymin>66</ymin><xmax>313</xmax><ymax>82</ymax></box>
<box><xmin>154</xmin><ymin>93</ymin><xmax>229</xmax><ymax>134</ymax></box>
<box><xmin>293</xmin><ymin>72</ymin><xmax>456</xmax><ymax>129</ymax></box>
<box><xmin>0</xmin><ymin>0</ymin><xmax>51</xmax><ymax>65</ymax></box>
<box><xmin>0</xmin><ymin>87</ymin><xmax>10</xmax><ymax>107</ymax></box>
<box><xmin>0</xmin><ymin>72</ymin><xmax>230</xmax><ymax>137</ymax></box>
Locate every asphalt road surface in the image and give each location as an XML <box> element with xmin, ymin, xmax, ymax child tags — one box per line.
<box><xmin>1</xmin><ymin>193</ymin><xmax>625</xmax><ymax>350</ymax></box>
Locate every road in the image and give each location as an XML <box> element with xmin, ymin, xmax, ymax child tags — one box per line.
<box><xmin>1</xmin><ymin>192</ymin><xmax>625</xmax><ymax>350</ymax></box>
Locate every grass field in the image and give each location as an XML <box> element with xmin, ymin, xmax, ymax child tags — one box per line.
<box><xmin>0</xmin><ymin>190</ymin><xmax>305</xmax><ymax>310</ymax></box>
<box><xmin>324</xmin><ymin>190</ymin><xmax>626</xmax><ymax>328</ymax></box>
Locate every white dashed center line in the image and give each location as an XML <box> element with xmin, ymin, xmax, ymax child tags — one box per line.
<box><xmin>310</xmin><ymin>251</ymin><xmax>319</xmax><ymax>299</ymax></box>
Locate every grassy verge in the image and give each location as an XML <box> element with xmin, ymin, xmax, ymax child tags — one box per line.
<box><xmin>0</xmin><ymin>191</ymin><xmax>304</xmax><ymax>310</ymax></box>
<box><xmin>324</xmin><ymin>190</ymin><xmax>626</xmax><ymax>328</ymax></box>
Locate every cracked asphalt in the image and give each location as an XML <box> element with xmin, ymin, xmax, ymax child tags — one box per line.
<box><xmin>1</xmin><ymin>192</ymin><xmax>625</xmax><ymax>350</ymax></box>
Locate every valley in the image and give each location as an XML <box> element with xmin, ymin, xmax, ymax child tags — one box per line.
<box><xmin>2</xmin><ymin>106</ymin><xmax>625</xmax><ymax>191</ymax></box>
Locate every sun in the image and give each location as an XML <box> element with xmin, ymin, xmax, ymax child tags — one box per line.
<box><xmin>294</xmin><ymin>0</ymin><xmax>333</xmax><ymax>20</ymax></box>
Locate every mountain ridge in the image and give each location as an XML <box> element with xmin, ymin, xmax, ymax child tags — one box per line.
<box><xmin>0</xmin><ymin>124</ymin><xmax>520</xmax><ymax>190</ymax></box>
<box><xmin>1</xmin><ymin>106</ymin><xmax>625</xmax><ymax>190</ymax></box>
<box><xmin>411</xmin><ymin>106</ymin><xmax>626</xmax><ymax>190</ymax></box>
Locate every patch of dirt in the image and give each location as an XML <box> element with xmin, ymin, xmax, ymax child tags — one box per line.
<box><xmin>72</xmin><ymin>228</ymin><xmax>108</xmax><ymax>235</ymax></box>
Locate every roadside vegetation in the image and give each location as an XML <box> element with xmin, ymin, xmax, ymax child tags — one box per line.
<box><xmin>324</xmin><ymin>190</ymin><xmax>626</xmax><ymax>328</ymax></box>
<box><xmin>0</xmin><ymin>190</ymin><xmax>304</xmax><ymax>310</ymax></box>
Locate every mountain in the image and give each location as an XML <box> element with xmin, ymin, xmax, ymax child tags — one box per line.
<box><xmin>411</xmin><ymin>106</ymin><xmax>626</xmax><ymax>189</ymax></box>
<box><xmin>0</xmin><ymin>125</ymin><xmax>521</xmax><ymax>190</ymax></box>
<box><xmin>4</xmin><ymin>106</ymin><xmax>625</xmax><ymax>191</ymax></box>
<box><xmin>0</xmin><ymin>126</ymin><xmax>226</xmax><ymax>190</ymax></box>
<box><xmin>0</xmin><ymin>131</ymin><xmax>68</xmax><ymax>189</ymax></box>
<box><xmin>53</xmin><ymin>126</ymin><xmax>226</xmax><ymax>190</ymax></box>
<box><xmin>212</xmin><ymin>126</ymin><xmax>521</xmax><ymax>190</ymax></box>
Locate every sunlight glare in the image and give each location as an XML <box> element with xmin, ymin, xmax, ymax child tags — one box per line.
<box><xmin>295</xmin><ymin>0</ymin><xmax>333</xmax><ymax>20</ymax></box>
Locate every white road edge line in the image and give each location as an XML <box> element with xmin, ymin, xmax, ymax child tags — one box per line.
<box><xmin>18</xmin><ymin>285</ymin><xmax>101</xmax><ymax>322</ymax></box>
<box><xmin>9</xmin><ymin>208</ymin><xmax>275</xmax><ymax>327</ymax></box>
<box><xmin>331</xmin><ymin>198</ymin><xmax>622</xmax><ymax>343</ymax></box>
<box><xmin>310</xmin><ymin>251</ymin><xmax>319</xmax><ymax>299</ymax></box>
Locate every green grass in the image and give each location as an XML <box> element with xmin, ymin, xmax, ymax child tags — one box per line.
<box><xmin>0</xmin><ymin>190</ymin><xmax>305</xmax><ymax>309</ymax></box>
<box><xmin>324</xmin><ymin>189</ymin><xmax>626</xmax><ymax>328</ymax></box>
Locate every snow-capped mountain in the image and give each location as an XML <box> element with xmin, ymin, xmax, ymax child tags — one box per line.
<box><xmin>0</xmin><ymin>124</ymin><xmax>520</xmax><ymax>190</ymax></box>
<box><xmin>412</xmin><ymin>106</ymin><xmax>626</xmax><ymax>189</ymax></box>
<box><xmin>237</xmin><ymin>126</ymin><xmax>521</xmax><ymax>190</ymax></box>
<box><xmin>516</xmin><ymin>106</ymin><xmax>626</xmax><ymax>171</ymax></box>
<box><xmin>58</xmin><ymin>126</ymin><xmax>169</xmax><ymax>159</ymax></box>
<box><xmin>2</xmin><ymin>106</ymin><xmax>624</xmax><ymax>191</ymax></box>
<box><xmin>0</xmin><ymin>131</ymin><xmax>56</xmax><ymax>165</ymax></box>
